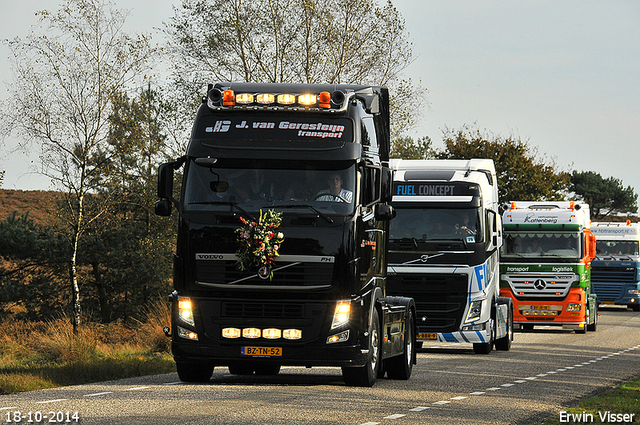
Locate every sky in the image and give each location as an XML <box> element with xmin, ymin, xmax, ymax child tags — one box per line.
<box><xmin>1</xmin><ymin>0</ymin><xmax>639</xmax><ymax>201</ymax></box>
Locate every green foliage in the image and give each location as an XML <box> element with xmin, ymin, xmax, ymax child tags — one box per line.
<box><xmin>0</xmin><ymin>212</ymin><xmax>69</xmax><ymax>320</ymax></box>
<box><xmin>390</xmin><ymin>135</ymin><xmax>435</xmax><ymax>159</ymax></box>
<box><xmin>570</xmin><ymin>171</ymin><xmax>638</xmax><ymax>219</ymax></box>
<box><xmin>437</xmin><ymin>125</ymin><xmax>570</xmax><ymax>204</ymax></box>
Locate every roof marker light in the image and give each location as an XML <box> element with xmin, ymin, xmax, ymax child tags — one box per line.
<box><xmin>298</xmin><ymin>94</ymin><xmax>317</xmax><ymax>106</ymax></box>
<box><xmin>277</xmin><ymin>94</ymin><xmax>296</xmax><ymax>105</ymax></box>
<box><xmin>256</xmin><ymin>93</ymin><xmax>275</xmax><ymax>104</ymax></box>
<box><xmin>236</xmin><ymin>93</ymin><xmax>254</xmax><ymax>104</ymax></box>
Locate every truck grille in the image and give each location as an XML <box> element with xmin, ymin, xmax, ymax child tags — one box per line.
<box><xmin>592</xmin><ymin>282</ymin><xmax>623</xmax><ymax>301</ymax></box>
<box><xmin>387</xmin><ymin>273</ymin><xmax>468</xmax><ymax>332</ymax></box>
<box><xmin>196</xmin><ymin>257</ymin><xmax>333</xmax><ymax>288</ymax></box>
<box><xmin>591</xmin><ymin>266</ymin><xmax>636</xmax><ymax>283</ymax></box>
<box><xmin>503</xmin><ymin>272</ymin><xmax>577</xmax><ymax>299</ymax></box>
<box><xmin>222</xmin><ymin>302</ymin><xmax>304</xmax><ymax>319</ymax></box>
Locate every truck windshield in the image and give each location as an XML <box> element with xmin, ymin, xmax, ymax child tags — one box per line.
<box><xmin>183</xmin><ymin>161</ymin><xmax>356</xmax><ymax>215</ymax></box>
<box><xmin>502</xmin><ymin>232</ymin><xmax>582</xmax><ymax>259</ymax></box>
<box><xmin>596</xmin><ymin>240</ymin><xmax>639</xmax><ymax>256</ymax></box>
<box><xmin>389</xmin><ymin>207</ymin><xmax>483</xmax><ymax>243</ymax></box>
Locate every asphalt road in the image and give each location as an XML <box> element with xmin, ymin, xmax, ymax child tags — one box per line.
<box><xmin>2</xmin><ymin>306</ymin><xmax>639</xmax><ymax>425</ymax></box>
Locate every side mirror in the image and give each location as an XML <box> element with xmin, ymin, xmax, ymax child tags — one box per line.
<box><xmin>375</xmin><ymin>204</ymin><xmax>396</xmax><ymax>221</ymax></box>
<box><xmin>381</xmin><ymin>166</ymin><xmax>393</xmax><ymax>203</ymax></box>
<box><xmin>155</xmin><ymin>199</ymin><xmax>172</xmax><ymax>217</ymax></box>
<box><xmin>157</xmin><ymin>162</ymin><xmax>175</xmax><ymax>200</ymax></box>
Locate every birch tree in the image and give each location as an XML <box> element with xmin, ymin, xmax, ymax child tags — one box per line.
<box><xmin>2</xmin><ymin>0</ymin><xmax>158</xmax><ymax>333</ymax></box>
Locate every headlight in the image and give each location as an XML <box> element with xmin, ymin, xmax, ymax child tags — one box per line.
<box><xmin>465</xmin><ymin>300</ymin><xmax>482</xmax><ymax>323</ymax></box>
<box><xmin>566</xmin><ymin>303</ymin><xmax>581</xmax><ymax>312</ymax></box>
<box><xmin>628</xmin><ymin>289</ymin><xmax>640</xmax><ymax>295</ymax></box>
<box><xmin>178</xmin><ymin>297</ymin><xmax>195</xmax><ymax>326</ymax></box>
<box><xmin>331</xmin><ymin>300</ymin><xmax>351</xmax><ymax>329</ymax></box>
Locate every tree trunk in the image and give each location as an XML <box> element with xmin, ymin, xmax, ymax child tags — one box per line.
<box><xmin>70</xmin><ymin>231</ymin><xmax>82</xmax><ymax>335</ymax></box>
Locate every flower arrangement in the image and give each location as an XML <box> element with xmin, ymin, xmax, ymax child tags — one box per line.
<box><xmin>235</xmin><ymin>209</ymin><xmax>285</xmax><ymax>280</ymax></box>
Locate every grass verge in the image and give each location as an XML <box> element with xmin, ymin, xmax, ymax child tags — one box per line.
<box><xmin>0</xmin><ymin>299</ymin><xmax>175</xmax><ymax>394</ymax></box>
<box><xmin>532</xmin><ymin>375</ymin><xmax>640</xmax><ymax>424</ymax></box>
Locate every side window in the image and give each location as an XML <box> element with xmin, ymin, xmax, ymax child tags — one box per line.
<box><xmin>361</xmin><ymin>117</ymin><xmax>378</xmax><ymax>150</ymax></box>
<box><xmin>362</xmin><ymin>165</ymin><xmax>381</xmax><ymax>206</ymax></box>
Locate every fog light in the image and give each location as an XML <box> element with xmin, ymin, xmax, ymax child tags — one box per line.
<box><xmin>222</xmin><ymin>328</ymin><xmax>241</xmax><ymax>339</ymax></box>
<box><xmin>327</xmin><ymin>330</ymin><xmax>350</xmax><ymax>344</ymax></box>
<box><xmin>462</xmin><ymin>323</ymin><xmax>486</xmax><ymax>331</ymax></box>
<box><xmin>283</xmin><ymin>329</ymin><xmax>302</xmax><ymax>340</ymax></box>
<box><xmin>243</xmin><ymin>328</ymin><xmax>261</xmax><ymax>339</ymax></box>
<box><xmin>566</xmin><ymin>303</ymin><xmax>581</xmax><ymax>312</ymax></box>
<box><xmin>263</xmin><ymin>328</ymin><xmax>282</xmax><ymax>339</ymax></box>
<box><xmin>177</xmin><ymin>326</ymin><xmax>198</xmax><ymax>341</ymax></box>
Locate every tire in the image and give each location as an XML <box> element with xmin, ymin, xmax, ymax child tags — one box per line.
<box><xmin>473</xmin><ymin>305</ymin><xmax>495</xmax><ymax>355</ymax></box>
<box><xmin>495</xmin><ymin>301</ymin><xmax>513</xmax><ymax>351</ymax></box>
<box><xmin>386</xmin><ymin>309</ymin><xmax>415</xmax><ymax>380</ymax></box>
<box><xmin>587</xmin><ymin>304</ymin><xmax>598</xmax><ymax>332</ymax></box>
<box><xmin>342</xmin><ymin>307</ymin><xmax>381</xmax><ymax>387</ymax></box>
<box><xmin>176</xmin><ymin>362</ymin><xmax>214</xmax><ymax>382</ymax></box>
<box><xmin>632</xmin><ymin>304</ymin><xmax>640</xmax><ymax>312</ymax></box>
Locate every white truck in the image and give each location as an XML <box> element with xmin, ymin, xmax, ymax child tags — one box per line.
<box><xmin>591</xmin><ymin>221</ymin><xmax>640</xmax><ymax>311</ymax></box>
<box><xmin>386</xmin><ymin>159</ymin><xmax>512</xmax><ymax>354</ymax></box>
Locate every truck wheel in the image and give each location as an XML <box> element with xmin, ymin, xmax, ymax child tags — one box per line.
<box><xmin>342</xmin><ymin>307</ymin><xmax>381</xmax><ymax>387</ymax></box>
<box><xmin>176</xmin><ymin>362</ymin><xmax>214</xmax><ymax>382</ymax></box>
<box><xmin>632</xmin><ymin>304</ymin><xmax>640</xmax><ymax>312</ymax></box>
<box><xmin>495</xmin><ymin>301</ymin><xmax>513</xmax><ymax>351</ymax></box>
<box><xmin>587</xmin><ymin>304</ymin><xmax>598</xmax><ymax>332</ymax></box>
<box><xmin>386</xmin><ymin>309</ymin><xmax>415</xmax><ymax>380</ymax></box>
<box><xmin>473</xmin><ymin>314</ymin><xmax>495</xmax><ymax>355</ymax></box>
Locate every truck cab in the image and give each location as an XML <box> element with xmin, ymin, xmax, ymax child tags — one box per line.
<box><xmin>156</xmin><ymin>83</ymin><xmax>415</xmax><ymax>386</ymax></box>
<box><xmin>386</xmin><ymin>159</ymin><xmax>512</xmax><ymax>354</ymax></box>
<box><xmin>500</xmin><ymin>202</ymin><xmax>598</xmax><ymax>332</ymax></box>
<box><xmin>591</xmin><ymin>221</ymin><xmax>640</xmax><ymax>311</ymax></box>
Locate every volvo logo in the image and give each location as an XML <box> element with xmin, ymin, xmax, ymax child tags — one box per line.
<box><xmin>534</xmin><ymin>279</ymin><xmax>547</xmax><ymax>290</ymax></box>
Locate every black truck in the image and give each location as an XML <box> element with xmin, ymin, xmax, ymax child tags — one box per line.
<box><xmin>155</xmin><ymin>82</ymin><xmax>415</xmax><ymax>387</ymax></box>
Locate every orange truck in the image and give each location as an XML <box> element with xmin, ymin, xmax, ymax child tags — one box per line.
<box><xmin>499</xmin><ymin>202</ymin><xmax>598</xmax><ymax>333</ymax></box>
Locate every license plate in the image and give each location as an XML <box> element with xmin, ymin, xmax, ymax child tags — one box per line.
<box><xmin>602</xmin><ymin>301</ymin><xmax>615</xmax><ymax>305</ymax></box>
<box><xmin>532</xmin><ymin>305</ymin><xmax>549</xmax><ymax>310</ymax></box>
<box><xmin>418</xmin><ymin>333</ymin><xmax>437</xmax><ymax>340</ymax></box>
<box><xmin>241</xmin><ymin>346</ymin><xmax>282</xmax><ymax>357</ymax></box>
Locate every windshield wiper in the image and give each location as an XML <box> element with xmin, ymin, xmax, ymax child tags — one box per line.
<box><xmin>394</xmin><ymin>237</ymin><xmax>420</xmax><ymax>248</ymax></box>
<box><xmin>271</xmin><ymin>204</ymin><xmax>334</xmax><ymax>223</ymax></box>
<box><xmin>188</xmin><ymin>201</ymin><xmax>257</xmax><ymax>222</ymax></box>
